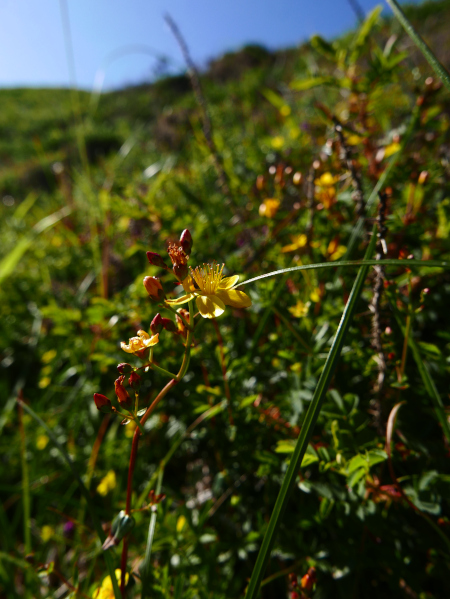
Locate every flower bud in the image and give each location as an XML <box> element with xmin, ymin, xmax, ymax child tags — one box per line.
<box><xmin>93</xmin><ymin>393</ymin><xmax>113</xmax><ymax>413</ymax></box>
<box><xmin>146</xmin><ymin>251</ymin><xmax>168</xmax><ymax>269</ymax></box>
<box><xmin>102</xmin><ymin>510</ymin><xmax>135</xmax><ymax>551</ymax></box>
<box><xmin>117</xmin><ymin>362</ymin><xmax>133</xmax><ymax>374</ymax></box>
<box><xmin>114</xmin><ymin>376</ymin><xmax>132</xmax><ymax>410</ymax></box>
<box><xmin>150</xmin><ymin>313</ymin><xmax>163</xmax><ymax>334</ymax></box>
<box><xmin>128</xmin><ymin>371</ymin><xmax>141</xmax><ymax>391</ymax></box>
<box><xmin>143</xmin><ymin>276</ymin><xmax>166</xmax><ymax>302</ymax></box>
<box><xmin>161</xmin><ymin>317</ymin><xmax>177</xmax><ymax>332</ymax></box>
<box><xmin>179</xmin><ymin>229</ymin><xmax>193</xmax><ymax>254</ymax></box>
<box><xmin>173</xmin><ymin>263</ymin><xmax>188</xmax><ymax>281</ymax></box>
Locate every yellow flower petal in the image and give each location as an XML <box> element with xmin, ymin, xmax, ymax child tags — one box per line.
<box><xmin>219</xmin><ymin>275</ymin><xmax>240</xmax><ymax>290</ymax></box>
<box><xmin>165</xmin><ymin>293</ymin><xmax>194</xmax><ymax>306</ymax></box>
<box><xmin>217</xmin><ymin>289</ymin><xmax>252</xmax><ymax>309</ymax></box>
<box><xmin>196</xmin><ymin>295</ymin><xmax>226</xmax><ymax>318</ymax></box>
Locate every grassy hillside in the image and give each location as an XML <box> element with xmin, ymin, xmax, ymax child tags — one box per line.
<box><xmin>1</xmin><ymin>2</ymin><xmax>450</xmax><ymax>598</ymax></box>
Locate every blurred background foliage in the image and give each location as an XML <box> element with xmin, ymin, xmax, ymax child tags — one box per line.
<box><xmin>1</xmin><ymin>1</ymin><xmax>450</xmax><ymax>597</ymax></box>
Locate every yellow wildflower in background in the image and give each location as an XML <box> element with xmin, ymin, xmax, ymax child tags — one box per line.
<box><xmin>36</xmin><ymin>434</ymin><xmax>49</xmax><ymax>450</ymax></box>
<box><xmin>166</xmin><ymin>264</ymin><xmax>252</xmax><ymax>319</ymax></box>
<box><xmin>271</xmin><ymin>136</ymin><xmax>285</xmax><ymax>149</ymax></box>
<box><xmin>282</xmin><ymin>233</ymin><xmax>307</xmax><ymax>253</ymax></box>
<box><xmin>288</xmin><ymin>300</ymin><xmax>309</xmax><ymax>318</ymax></box>
<box><xmin>384</xmin><ymin>141</ymin><xmax>401</xmax><ymax>158</ymax></box>
<box><xmin>120</xmin><ymin>330</ymin><xmax>159</xmax><ymax>354</ymax></box>
<box><xmin>176</xmin><ymin>515</ymin><xmax>187</xmax><ymax>532</ymax></box>
<box><xmin>259</xmin><ymin>198</ymin><xmax>280</xmax><ymax>218</ymax></box>
<box><xmin>41</xmin><ymin>525</ymin><xmax>54</xmax><ymax>542</ymax></box>
<box><xmin>97</xmin><ymin>470</ymin><xmax>117</xmax><ymax>496</ymax></box>
<box><xmin>93</xmin><ymin>569</ymin><xmax>128</xmax><ymax>599</ymax></box>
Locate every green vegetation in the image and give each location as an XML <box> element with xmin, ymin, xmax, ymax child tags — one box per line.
<box><xmin>1</xmin><ymin>2</ymin><xmax>450</xmax><ymax>597</ymax></box>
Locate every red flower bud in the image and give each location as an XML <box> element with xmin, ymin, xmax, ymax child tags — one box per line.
<box><xmin>143</xmin><ymin>276</ymin><xmax>166</xmax><ymax>302</ymax></box>
<box><xmin>300</xmin><ymin>567</ymin><xmax>316</xmax><ymax>591</ymax></box>
<box><xmin>117</xmin><ymin>362</ymin><xmax>133</xmax><ymax>374</ymax></box>
<box><xmin>146</xmin><ymin>251</ymin><xmax>168</xmax><ymax>269</ymax></box>
<box><xmin>161</xmin><ymin>317</ymin><xmax>177</xmax><ymax>332</ymax></box>
<box><xmin>179</xmin><ymin>229</ymin><xmax>193</xmax><ymax>254</ymax></box>
<box><xmin>115</xmin><ymin>376</ymin><xmax>132</xmax><ymax>409</ymax></box>
<box><xmin>173</xmin><ymin>263</ymin><xmax>188</xmax><ymax>281</ymax></box>
<box><xmin>128</xmin><ymin>371</ymin><xmax>141</xmax><ymax>390</ymax></box>
<box><xmin>93</xmin><ymin>393</ymin><xmax>113</xmax><ymax>413</ymax></box>
<box><xmin>150</xmin><ymin>313</ymin><xmax>163</xmax><ymax>334</ymax></box>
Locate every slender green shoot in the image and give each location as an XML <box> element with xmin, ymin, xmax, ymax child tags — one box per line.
<box><xmin>236</xmin><ymin>258</ymin><xmax>450</xmax><ymax>289</ymax></box>
<box><xmin>385</xmin><ymin>0</ymin><xmax>450</xmax><ymax>92</ymax></box>
<box><xmin>244</xmin><ymin>227</ymin><xmax>377</xmax><ymax>599</ymax></box>
<box><xmin>141</xmin><ymin>467</ymin><xmax>164</xmax><ymax>599</ymax></box>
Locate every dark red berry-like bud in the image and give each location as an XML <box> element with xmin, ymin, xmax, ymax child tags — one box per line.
<box><xmin>128</xmin><ymin>371</ymin><xmax>141</xmax><ymax>390</ymax></box>
<box><xmin>179</xmin><ymin>229</ymin><xmax>193</xmax><ymax>254</ymax></box>
<box><xmin>93</xmin><ymin>393</ymin><xmax>113</xmax><ymax>413</ymax></box>
<box><xmin>115</xmin><ymin>376</ymin><xmax>132</xmax><ymax>409</ymax></box>
<box><xmin>117</xmin><ymin>362</ymin><xmax>133</xmax><ymax>374</ymax></box>
<box><xmin>143</xmin><ymin>276</ymin><xmax>166</xmax><ymax>302</ymax></box>
<box><xmin>146</xmin><ymin>251</ymin><xmax>168</xmax><ymax>269</ymax></box>
<box><xmin>161</xmin><ymin>317</ymin><xmax>177</xmax><ymax>332</ymax></box>
<box><xmin>173</xmin><ymin>263</ymin><xmax>188</xmax><ymax>281</ymax></box>
<box><xmin>150</xmin><ymin>313</ymin><xmax>163</xmax><ymax>334</ymax></box>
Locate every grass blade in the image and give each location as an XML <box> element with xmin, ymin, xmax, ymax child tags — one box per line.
<box><xmin>244</xmin><ymin>227</ymin><xmax>377</xmax><ymax>599</ymax></box>
<box><xmin>236</xmin><ymin>258</ymin><xmax>450</xmax><ymax>288</ymax></box>
<box><xmin>385</xmin><ymin>0</ymin><xmax>450</xmax><ymax>92</ymax></box>
<box><xmin>141</xmin><ymin>466</ymin><xmax>164</xmax><ymax>599</ymax></box>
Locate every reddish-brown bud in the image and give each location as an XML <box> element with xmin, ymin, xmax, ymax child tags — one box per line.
<box><xmin>115</xmin><ymin>375</ymin><xmax>132</xmax><ymax>409</ymax></box>
<box><xmin>300</xmin><ymin>567</ymin><xmax>316</xmax><ymax>591</ymax></box>
<box><xmin>128</xmin><ymin>371</ymin><xmax>141</xmax><ymax>391</ymax></box>
<box><xmin>93</xmin><ymin>393</ymin><xmax>113</xmax><ymax>413</ymax></box>
<box><xmin>150</xmin><ymin>313</ymin><xmax>163</xmax><ymax>334</ymax></box>
<box><xmin>173</xmin><ymin>263</ymin><xmax>188</xmax><ymax>281</ymax></box>
<box><xmin>161</xmin><ymin>317</ymin><xmax>177</xmax><ymax>332</ymax></box>
<box><xmin>143</xmin><ymin>276</ymin><xmax>165</xmax><ymax>302</ymax></box>
<box><xmin>179</xmin><ymin>229</ymin><xmax>193</xmax><ymax>254</ymax></box>
<box><xmin>146</xmin><ymin>251</ymin><xmax>168</xmax><ymax>269</ymax></box>
<box><xmin>117</xmin><ymin>362</ymin><xmax>133</xmax><ymax>374</ymax></box>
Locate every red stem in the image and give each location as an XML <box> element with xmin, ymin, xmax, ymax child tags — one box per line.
<box><xmin>120</xmin><ymin>378</ymin><xmax>178</xmax><ymax>595</ymax></box>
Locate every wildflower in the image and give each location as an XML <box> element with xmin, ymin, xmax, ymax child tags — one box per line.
<box><xmin>41</xmin><ymin>525</ymin><xmax>54</xmax><ymax>542</ymax></box>
<box><xmin>120</xmin><ymin>330</ymin><xmax>159</xmax><ymax>355</ymax></box>
<box><xmin>167</xmin><ymin>239</ymin><xmax>189</xmax><ymax>280</ymax></box>
<box><xmin>259</xmin><ymin>198</ymin><xmax>280</xmax><ymax>218</ymax></box>
<box><xmin>143</xmin><ymin>276</ymin><xmax>165</xmax><ymax>302</ymax></box>
<box><xmin>36</xmin><ymin>434</ymin><xmax>49</xmax><ymax>450</ymax></box>
<box><xmin>288</xmin><ymin>299</ymin><xmax>309</xmax><ymax>318</ymax></box>
<box><xmin>166</xmin><ymin>263</ymin><xmax>252</xmax><ymax>319</ymax></box>
<box><xmin>97</xmin><ymin>470</ymin><xmax>117</xmax><ymax>497</ymax></box>
<box><xmin>282</xmin><ymin>233</ymin><xmax>307</xmax><ymax>253</ymax></box>
<box><xmin>93</xmin><ymin>569</ymin><xmax>129</xmax><ymax>599</ymax></box>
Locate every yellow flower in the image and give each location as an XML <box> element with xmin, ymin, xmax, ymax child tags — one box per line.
<box><xmin>41</xmin><ymin>525</ymin><xmax>54</xmax><ymax>542</ymax></box>
<box><xmin>36</xmin><ymin>434</ymin><xmax>49</xmax><ymax>450</ymax></box>
<box><xmin>315</xmin><ymin>172</ymin><xmax>339</xmax><ymax>187</ymax></box>
<box><xmin>120</xmin><ymin>330</ymin><xmax>159</xmax><ymax>354</ymax></box>
<box><xmin>93</xmin><ymin>569</ymin><xmax>128</xmax><ymax>599</ymax></box>
<box><xmin>288</xmin><ymin>300</ymin><xmax>309</xmax><ymax>318</ymax></box>
<box><xmin>166</xmin><ymin>264</ymin><xmax>252</xmax><ymax>319</ymax></box>
<box><xmin>282</xmin><ymin>233</ymin><xmax>307</xmax><ymax>253</ymax></box>
<box><xmin>259</xmin><ymin>199</ymin><xmax>280</xmax><ymax>218</ymax></box>
<box><xmin>97</xmin><ymin>470</ymin><xmax>117</xmax><ymax>496</ymax></box>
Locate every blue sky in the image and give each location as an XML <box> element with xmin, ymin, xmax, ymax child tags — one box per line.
<box><xmin>0</xmin><ymin>0</ymin><xmax>416</xmax><ymax>91</ymax></box>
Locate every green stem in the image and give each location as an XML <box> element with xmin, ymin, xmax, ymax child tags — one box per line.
<box><xmin>140</xmin><ymin>467</ymin><xmax>164</xmax><ymax>599</ymax></box>
<box><xmin>385</xmin><ymin>0</ymin><xmax>450</xmax><ymax>93</ymax></box>
<box><xmin>244</xmin><ymin>227</ymin><xmax>378</xmax><ymax>599</ymax></box>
